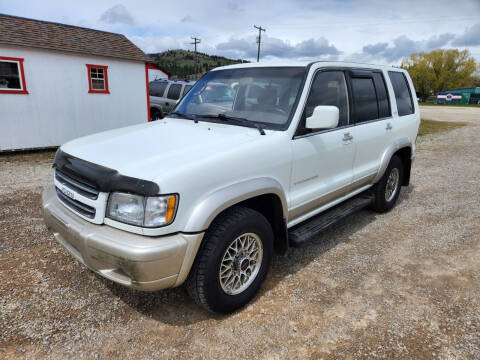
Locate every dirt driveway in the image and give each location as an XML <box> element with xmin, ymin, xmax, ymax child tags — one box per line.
<box><xmin>1</xmin><ymin>106</ymin><xmax>479</xmax><ymax>359</ymax></box>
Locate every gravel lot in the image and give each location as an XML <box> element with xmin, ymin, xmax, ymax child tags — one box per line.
<box><xmin>1</xmin><ymin>106</ymin><xmax>479</xmax><ymax>359</ymax></box>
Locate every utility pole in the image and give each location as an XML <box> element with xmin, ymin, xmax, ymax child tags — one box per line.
<box><xmin>190</xmin><ymin>37</ymin><xmax>201</xmax><ymax>79</ymax></box>
<box><xmin>190</xmin><ymin>36</ymin><xmax>201</xmax><ymax>53</ymax></box>
<box><xmin>254</xmin><ymin>25</ymin><xmax>266</xmax><ymax>62</ymax></box>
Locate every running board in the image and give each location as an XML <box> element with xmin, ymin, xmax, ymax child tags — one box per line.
<box><xmin>288</xmin><ymin>193</ymin><xmax>374</xmax><ymax>248</ymax></box>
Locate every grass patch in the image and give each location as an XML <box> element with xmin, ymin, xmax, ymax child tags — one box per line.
<box><xmin>0</xmin><ymin>148</ymin><xmax>56</xmax><ymax>163</ymax></box>
<box><xmin>418</xmin><ymin>119</ymin><xmax>467</xmax><ymax>137</ymax></box>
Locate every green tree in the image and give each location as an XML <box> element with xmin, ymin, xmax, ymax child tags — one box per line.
<box><xmin>473</xmin><ymin>76</ymin><xmax>480</xmax><ymax>87</ymax></box>
<box><xmin>149</xmin><ymin>49</ymin><xmax>249</xmax><ymax>79</ymax></box>
<box><xmin>401</xmin><ymin>49</ymin><xmax>477</xmax><ymax>100</ymax></box>
<box><xmin>472</xmin><ymin>62</ymin><xmax>480</xmax><ymax>87</ymax></box>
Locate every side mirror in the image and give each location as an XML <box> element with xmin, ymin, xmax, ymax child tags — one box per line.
<box><xmin>305</xmin><ymin>105</ymin><xmax>339</xmax><ymax>130</ymax></box>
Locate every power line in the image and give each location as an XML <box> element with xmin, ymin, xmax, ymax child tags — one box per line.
<box><xmin>254</xmin><ymin>25</ymin><xmax>266</xmax><ymax>62</ymax></box>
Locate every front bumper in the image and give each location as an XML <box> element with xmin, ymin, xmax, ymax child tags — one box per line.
<box><xmin>42</xmin><ymin>185</ymin><xmax>203</xmax><ymax>291</ymax></box>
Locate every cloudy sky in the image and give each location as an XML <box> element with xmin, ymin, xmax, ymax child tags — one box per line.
<box><xmin>1</xmin><ymin>0</ymin><xmax>480</xmax><ymax>64</ymax></box>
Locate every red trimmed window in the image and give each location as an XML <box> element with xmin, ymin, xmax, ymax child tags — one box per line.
<box><xmin>0</xmin><ymin>56</ymin><xmax>28</xmax><ymax>94</ymax></box>
<box><xmin>86</xmin><ymin>64</ymin><xmax>109</xmax><ymax>94</ymax></box>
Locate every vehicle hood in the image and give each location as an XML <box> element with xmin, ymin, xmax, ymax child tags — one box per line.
<box><xmin>61</xmin><ymin>118</ymin><xmax>267</xmax><ymax>182</ymax></box>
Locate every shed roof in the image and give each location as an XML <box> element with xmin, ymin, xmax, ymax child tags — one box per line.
<box><xmin>0</xmin><ymin>13</ymin><xmax>151</xmax><ymax>63</ymax></box>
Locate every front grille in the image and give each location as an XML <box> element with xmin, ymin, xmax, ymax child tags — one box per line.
<box><xmin>55</xmin><ymin>169</ymin><xmax>99</xmax><ymax>200</ymax></box>
<box><xmin>55</xmin><ymin>187</ymin><xmax>96</xmax><ymax>219</ymax></box>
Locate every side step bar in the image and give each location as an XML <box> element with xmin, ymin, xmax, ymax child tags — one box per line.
<box><xmin>288</xmin><ymin>193</ymin><xmax>374</xmax><ymax>248</ymax></box>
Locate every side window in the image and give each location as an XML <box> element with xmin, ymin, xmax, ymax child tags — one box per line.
<box><xmin>351</xmin><ymin>77</ymin><xmax>378</xmax><ymax>123</ymax></box>
<box><xmin>149</xmin><ymin>82</ymin><xmax>167</xmax><ymax>97</ymax></box>
<box><xmin>0</xmin><ymin>57</ymin><xmax>28</xmax><ymax>94</ymax></box>
<box><xmin>302</xmin><ymin>71</ymin><xmax>349</xmax><ymax>131</ymax></box>
<box><xmin>86</xmin><ymin>64</ymin><xmax>109</xmax><ymax>94</ymax></box>
<box><xmin>388</xmin><ymin>71</ymin><xmax>414</xmax><ymax>116</ymax></box>
<box><xmin>167</xmin><ymin>84</ymin><xmax>182</xmax><ymax>100</ymax></box>
<box><xmin>372</xmin><ymin>72</ymin><xmax>391</xmax><ymax>118</ymax></box>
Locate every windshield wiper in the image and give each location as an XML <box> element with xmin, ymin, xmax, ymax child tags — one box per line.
<box><xmin>170</xmin><ymin>111</ymin><xmax>198</xmax><ymax>123</ymax></box>
<box><xmin>198</xmin><ymin>114</ymin><xmax>266</xmax><ymax>135</ymax></box>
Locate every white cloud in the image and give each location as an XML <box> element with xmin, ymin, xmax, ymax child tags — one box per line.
<box><xmin>347</xmin><ymin>33</ymin><xmax>456</xmax><ymax>63</ymax></box>
<box><xmin>1</xmin><ymin>0</ymin><xmax>480</xmax><ymax>62</ymax></box>
<box><xmin>100</xmin><ymin>4</ymin><xmax>134</xmax><ymax>26</ymax></box>
<box><xmin>216</xmin><ymin>35</ymin><xmax>339</xmax><ymax>60</ymax></box>
<box><xmin>453</xmin><ymin>22</ymin><xmax>480</xmax><ymax>47</ymax></box>
<box><xmin>129</xmin><ymin>36</ymin><xmax>184</xmax><ymax>54</ymax></box>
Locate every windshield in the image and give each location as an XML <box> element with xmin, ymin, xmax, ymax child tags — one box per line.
<box><xmin>174</xmin><ymin>67</ymin><xmax>306</xmax><ymax>129</ymax></box>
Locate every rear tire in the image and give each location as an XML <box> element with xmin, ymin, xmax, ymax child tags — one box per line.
<box><xmin>370</xmin><ymin>155</ymin><xmax>404</xmax><ymax>213</ymax></box>
<box><xmin>186</xmin><ymin>206</ymin><xmax>273</xmax><ymax>314</ymax></box>
<box><xmin>150</xmin><ymin>108</ymin><xmax>162</xmax><ymax>121</ymax></box>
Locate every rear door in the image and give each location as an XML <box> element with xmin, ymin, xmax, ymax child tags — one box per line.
<box><xmin>349</xmin><ymin>70</ymin><xmax>393</xmax><ymax>183</ymax></box>
<box><xmin>387</xmin><ymin>71</ymin><xmax>419</xmax><ymax>146</ymax></box>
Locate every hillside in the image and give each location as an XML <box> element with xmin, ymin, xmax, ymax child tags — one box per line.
<box><xmin>149</xmin><ymin>49</ymin><xmax>248</xmax><ymax>79</ymax></box>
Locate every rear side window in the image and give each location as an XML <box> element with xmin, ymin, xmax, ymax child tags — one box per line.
<box><xmin>167</xmin><ymin>84</ymin><xmax>182</xmax><ymax>100</ymax></box>
<box><xmin>149</xmin><ymin>82</ymin><xmax>167</xmax><ymax>97</ymax></box>
<box><xmin>388</xmin><ymin>71</ymin><xmax>414</xmax><ymax>116</ymax></box>
<box><xmin>351</xmin><ymin>77</ymin><xmax>378</xmax><ymax>123</ymax></box>
<box><xmin>372</xmin><ymin>72</ymin><xmax>391</xmax><ymax>118</ymax></box>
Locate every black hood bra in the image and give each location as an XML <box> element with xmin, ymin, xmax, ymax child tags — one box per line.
<box><xmin>53</xmin><ymin>149</ymin><xmax>160</xmax><ymax>196</ymax></box>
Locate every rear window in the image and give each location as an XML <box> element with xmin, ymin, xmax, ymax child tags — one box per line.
<box><xmin>351</xmin><ymin>77</ymin><xmax>378</xmax><ymax>123</ymax></box>
<box><xmin>388</xmin><ymin>71</ymin><xmax>414</xmax><ymax>116</ymax></box>
<box><xmin>149</xmin><ymin>82</ymin><xmax>167</xmax><ymax>97</ymax></box>
<box><xmin>167</xmin><ymin>84</ymin><xmax>182</xmax><ymax>100</ymax></box>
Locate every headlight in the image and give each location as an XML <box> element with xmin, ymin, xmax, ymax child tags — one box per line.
<box><xmin>144</xmin><ymin>195</ymin><xmax>178</xmax><ymax>227</ymax></box>
<box><xmin>107</xmin><ymin>192</ymin><xmax>178</xmax><ymax>227</ymax></box>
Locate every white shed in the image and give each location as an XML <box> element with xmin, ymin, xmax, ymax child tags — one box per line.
<box><xmin>0</xmin><ymin>14</ymin><xmax>163</xmax><ymax>151</ymax></box>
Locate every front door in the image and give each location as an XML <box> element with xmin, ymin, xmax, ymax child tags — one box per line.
<box><xmin>289</xmin><ymin>70</ymin><xmax>355</xmax><ymax>224</ymax></box>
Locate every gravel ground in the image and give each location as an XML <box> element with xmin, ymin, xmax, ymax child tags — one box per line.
<box><xmin>1</xmin><ymin>106</ymin><xmax>479</xmax><ymax>359</ymax></box>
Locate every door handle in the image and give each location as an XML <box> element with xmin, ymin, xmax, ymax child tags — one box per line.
<box><xmin>386</xmin><ymin>123</ymin><xmax>393</xmax><ymax>130</ymax></box>
<box><xmin>342</xmin><ymin>133</ymin><xmax>354</xmax><ymax>143</ymax></box>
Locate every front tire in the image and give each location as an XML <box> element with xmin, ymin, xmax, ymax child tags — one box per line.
<box><xmin>370</xmin><ymin>155</ymin><xmax>404</xmax><ymax>213</ymax></box>
<box><xmin>186</xmin><ymin>206</ymin><xmax>273</xmax><ymax>313</ymax></box>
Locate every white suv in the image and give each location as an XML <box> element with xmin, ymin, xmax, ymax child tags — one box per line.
<box><xmin>42</xmin><ymin>61</ymin><xmax>420</xmax><ymax>313</ymax></box>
